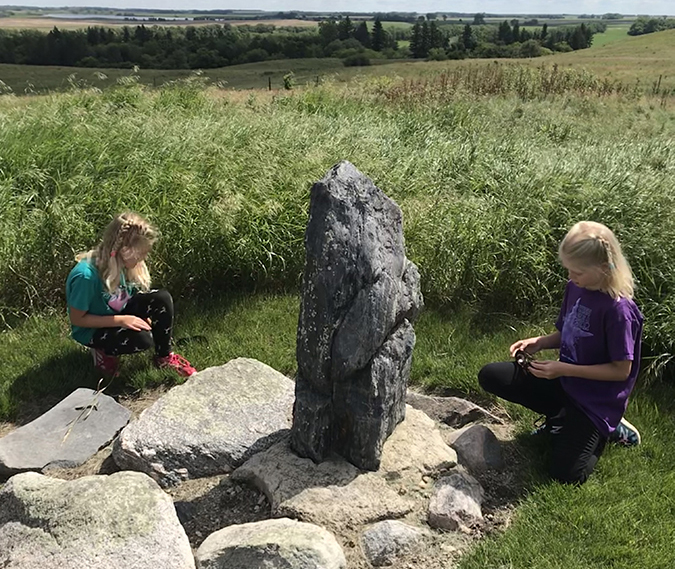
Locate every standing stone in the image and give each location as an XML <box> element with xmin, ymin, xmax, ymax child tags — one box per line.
<box><xmin>292</xmin><ymin>161</ymin><xmax>423</xmax><ymax>471</ymax></box>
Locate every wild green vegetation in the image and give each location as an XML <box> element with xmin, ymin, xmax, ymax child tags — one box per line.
<box><xmin>1</xmin><ymin>63</ymin><xmax>674</xmax><ymax>353</ymax></box>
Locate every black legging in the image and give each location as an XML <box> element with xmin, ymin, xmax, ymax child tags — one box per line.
<box><xmin>478</xmin><ymin>361</ymin><xmax>607</xmax><ymax>485</ymax></box>
<box><xmin>88</xmin><ymin>289</ymin><xmax>174</xmax><ymax>357</ymax></box>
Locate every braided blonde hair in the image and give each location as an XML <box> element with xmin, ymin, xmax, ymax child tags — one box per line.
<box><xmin>77</xmin><ymin>212</ymin><xmax>159</xmax><ymax>293</ymax></box>
<box><xmin>559</xmin><ymin>221</ymin><xmax>634</xmax><ymax>299</ymax></box>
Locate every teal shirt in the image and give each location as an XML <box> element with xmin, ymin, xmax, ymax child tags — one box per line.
<box><xmin>65</xmin><ymin>259</ymin><xmax>134</xmax><ymax>345</ymax></box>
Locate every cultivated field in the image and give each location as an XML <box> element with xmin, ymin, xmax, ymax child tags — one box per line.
<box><xmin>0</xmin><ymin>16</ymin><xmax>316</xmax><ymax>29</ymax></box>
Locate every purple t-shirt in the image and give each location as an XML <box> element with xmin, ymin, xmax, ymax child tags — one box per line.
<box><xmin>555</xmin><ymin>281</ymin><xmax>643</xmax><ymax>437</ymax></box>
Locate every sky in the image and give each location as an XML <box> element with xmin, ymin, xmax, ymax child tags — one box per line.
<box><xmin>2</xmin><ymin>1</ymin><xmax>672</xmax><ymax>16</ymax></box>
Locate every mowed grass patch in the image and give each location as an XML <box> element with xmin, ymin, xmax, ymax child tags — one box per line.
<box><xmin>589</xmin><ymin>26</ymin><xmax>630</xmax><ymax>49</ymax></box>
<box><xmin>459</xmin><ymin>381</ymin><xmax>675</xmax><ymax>569</ymax></box>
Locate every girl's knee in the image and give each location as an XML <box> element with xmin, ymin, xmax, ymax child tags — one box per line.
<box><xmin>136</xmin><ymin>331</ymin><xmax>154</xmax><ymax>352</ymax></box>
<box><xmin>478</xmin><ymin>363</ymin><xmax>500</xmax><ymax>394</ymax></box>
<box><xmin>146</xmin><ymin>288</ymin><xmax>173</xmax><ymax>310</ymax></box>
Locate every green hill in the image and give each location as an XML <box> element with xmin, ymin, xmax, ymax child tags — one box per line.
<box><xmin>548</xmin><ymin>28</ymin><xmax>675</xmax><ymax>91</ymax></box>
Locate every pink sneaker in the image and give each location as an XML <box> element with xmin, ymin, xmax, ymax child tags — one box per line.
<box><xmin>90</xmin><ymin>348</ymin><xmax>120</xmax><ymax>378</ymax></box>
<box><xmin>154</xmin><ymin>352</ymin><xmax>197</xmax><ymax>377</ymax></box>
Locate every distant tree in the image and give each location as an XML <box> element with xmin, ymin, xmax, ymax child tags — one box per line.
<box><xmin>371</xmin><ymin>17</ymin><xmax>386</xmax><ymax>51</ymax></box>
<box><xmin>541</xmin><ymin>23</ymin><xmax>548</xmax><ymax>40</ymax></box>
<box><xmin>511</xmin><ymin>20</ymin><xmax>520</xmax><ymax>43</ymax></box>
<box><xmin>354</xmin><ymin>21</ymin><xmax>370</xmax><ymax>47</ymax></box>
<box><xmin>462</xmin><ymin>24</ymin><xmax>476</xmax><ymax>50</ymax></box>
<box><xmin>473</xmin><ymin>13</ymin><xmax>486</xmax><ymax>25</ymax></box>
<box><xmin>426</xmin><ymin>13</ymin><xmax>437</xmax><ymax>21</ymax></box>
<box><xmin>498</xmin><ymin>21</ymin><xmax>512</xmax><ymax>44</ymax></box>
<box><xmin>337</xmin><ymin>15</ymin><xmax>354</xmax><ymax>40</ymax></box>
<box><xmin>319</xmin><ymin>19</ymin><xmax>339</xmax><ymax>45</ymax></box>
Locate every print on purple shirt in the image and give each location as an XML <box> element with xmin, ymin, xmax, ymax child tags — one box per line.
<box><xmin>555</xmin><ymin>281</ymin><xmax>643</xmax><ymax>437</ymax></box>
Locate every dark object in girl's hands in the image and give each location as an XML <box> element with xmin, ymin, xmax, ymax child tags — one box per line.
<box><xmin>515</xmin><ymin>349</ymin><xmax>534</xmax><ymax>370</ymax></box>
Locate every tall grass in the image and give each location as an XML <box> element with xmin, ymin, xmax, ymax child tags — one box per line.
<box><xmin>1</xmin><ymin>69</ymin><xmax>675</xmax><ymax>366</ymax></box>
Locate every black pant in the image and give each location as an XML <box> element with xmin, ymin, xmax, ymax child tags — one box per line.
<box><xmin>88</xmin><ymin>289</ymin><xmax>174</xmax><ymax>357</ymax></box>
<box><xmin>478</xmin><ymin>361</ymin><xmax>606</xmax><ymax>484</ymax></box>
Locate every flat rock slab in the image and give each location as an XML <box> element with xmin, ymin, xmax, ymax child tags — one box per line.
<box><xmin>0</xmin><ymin>388</ymin><xmax>131</xmax><ymax>477</ymax></box>
<box><xmin>406</xmin><ymin>391</ymin><xmax>504</xmax><ymax>428</ymax></box>
<box><xmin>196</xmin><ymin>518</ymin><xmax>346</xmax><ymax>569</ymax></box>
<box><xmin>233</xmin><ymin>436</ymin><xmax>413</xmax><ymax>531</ymax></box>
<box><xmin>113</xmin><ymin>358</ymin><xmax>294</xmax><ymax>486</ymax></box>
<box><xmin>0</xmin><ymin>471</ymin><xmax>195</xmax><ymax>569</ymax></box>
<box><xmin>378</xmin><ymin>407</ymin><xmax>457</xmax><ymax>485</ymax></box>
<box><xmin>233</xmin><ymin>406</ymin><xmax>457</xmax><ymax>531</ymax></box>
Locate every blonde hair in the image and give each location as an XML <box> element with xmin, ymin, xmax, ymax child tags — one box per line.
<box><xmin>77</xmin><ymin>212</ymin><xmax>159</xmax><ymax>294</ymax></box>
<box><xmin>559</xmin><ymin>221</ymin><xmax>634</xmax><ymax>299</ymax></box>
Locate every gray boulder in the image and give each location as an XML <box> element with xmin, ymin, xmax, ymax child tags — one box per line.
<box><xmin>0</xmin><ymin>471</ymin><xmax>194</xmax><ymax>569</ymax></box>
<box><xmin>113</xmin><ymin>358</ymin><xmax>294</xmax><ymax>486</ymax></box>
<box><xmin>292</xmin><ymin>161</ymin><xmax>423</xmax><ymax>471</ymax></box>
<box><xmin>0</xmin><ymin>388</ymin><xmax>130</xmax><ymax>477</ymax></box>
<box><xmin>447</xmin><ymin>424</ymin><xmax>504</xmax><ymax>474</ymax></box>
<box><xmin>361</xmin><ymin>520</ymin><xmax>427</xmax><ymax>567</ymax></box>
<box><xmin>428</xmin><ymin>471</ymin><xmax>484</xmax><ymax>532</ymax></box>
<box><xmin>195</xmin><ymin>518</ymin><xmax>346</xmax><ymax>569</ymax></box>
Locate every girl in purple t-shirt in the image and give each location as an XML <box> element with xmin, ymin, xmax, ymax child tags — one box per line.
<box><xmin>479</xmin><ymin>221</ymin><xmax>643</xmax><ymax>484</ymax></box>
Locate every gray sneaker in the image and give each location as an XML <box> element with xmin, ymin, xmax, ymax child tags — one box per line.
<box><xmin>609</xmin><ymin>417</ymin><xmax>641</xmax><ymax>447</ymax></box>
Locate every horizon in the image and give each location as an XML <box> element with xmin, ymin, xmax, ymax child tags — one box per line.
<box><xmin>1</xmin><ymin>2</ymin><xmax>673</xmax><ymax>17</ymax></box>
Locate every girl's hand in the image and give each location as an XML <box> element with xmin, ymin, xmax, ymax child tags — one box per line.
<box><xmin>528</xmin><ymin>360</ymin><xmax>565</xmax><ymax>380</ymax></box>
<box><xmin>509</xmin><ymin>336</ymin><xmax>541</xmax><ymax>357</ymax></box>
<box><xmin>119</xmin><ymin>315</ymin><xmax>152</xmax><ymax>332</ymax></box>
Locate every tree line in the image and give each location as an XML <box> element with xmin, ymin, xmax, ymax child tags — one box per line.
<box><xmin>408</xmin><ymin>20</ymin><xmax>603</xmax><ymax>60</ymax></box>
<box><xmin>0</xmin><ymin>20</ymin><xmax>400</xmax><ymax>69</ymax></box>
<box><xmin>0</xmin><ymin>17</ymin><xmax>603</xmax><ymax>70</ymax></box>
<box><xmin>628</xmin><ymin>16</ymin><xmax>675</xmax><ymax>36</ymax></box>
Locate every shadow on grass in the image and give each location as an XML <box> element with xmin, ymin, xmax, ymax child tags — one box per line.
<box><xmin>5</xmin><ymin>347</ymin><xmax>166</xmax><ymax>426</ymax></box>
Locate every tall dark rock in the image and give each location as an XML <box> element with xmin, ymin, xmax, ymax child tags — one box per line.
<box><xmin>291</xmin><ymin>161</ymin><xmax>423</xmax><ymax>470</ymax></box>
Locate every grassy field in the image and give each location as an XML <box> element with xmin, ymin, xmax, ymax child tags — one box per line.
<box><xmin>551</xmin><ymin>29</ymin><xmax>675</xmax><ymax>92</ymax></box>
<box><xmin>0</xmin><ymin>58</ymin><xmax>408</xmax><ymax>93</ymax></box>
<box><xmin>1</xmin><ymin>294</ymin><xmax>674</xmax><ymax>569</ymax></box>
<box><xmin>1</xmin><ymin>28</ymin><xmax>674</xmax><ymax>94</ymax></box>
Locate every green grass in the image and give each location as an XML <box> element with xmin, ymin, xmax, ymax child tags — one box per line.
<box><xmin>2</xmin><ymin>293</ymin><xmax>674</xmax><ymax>569</ymax></box>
